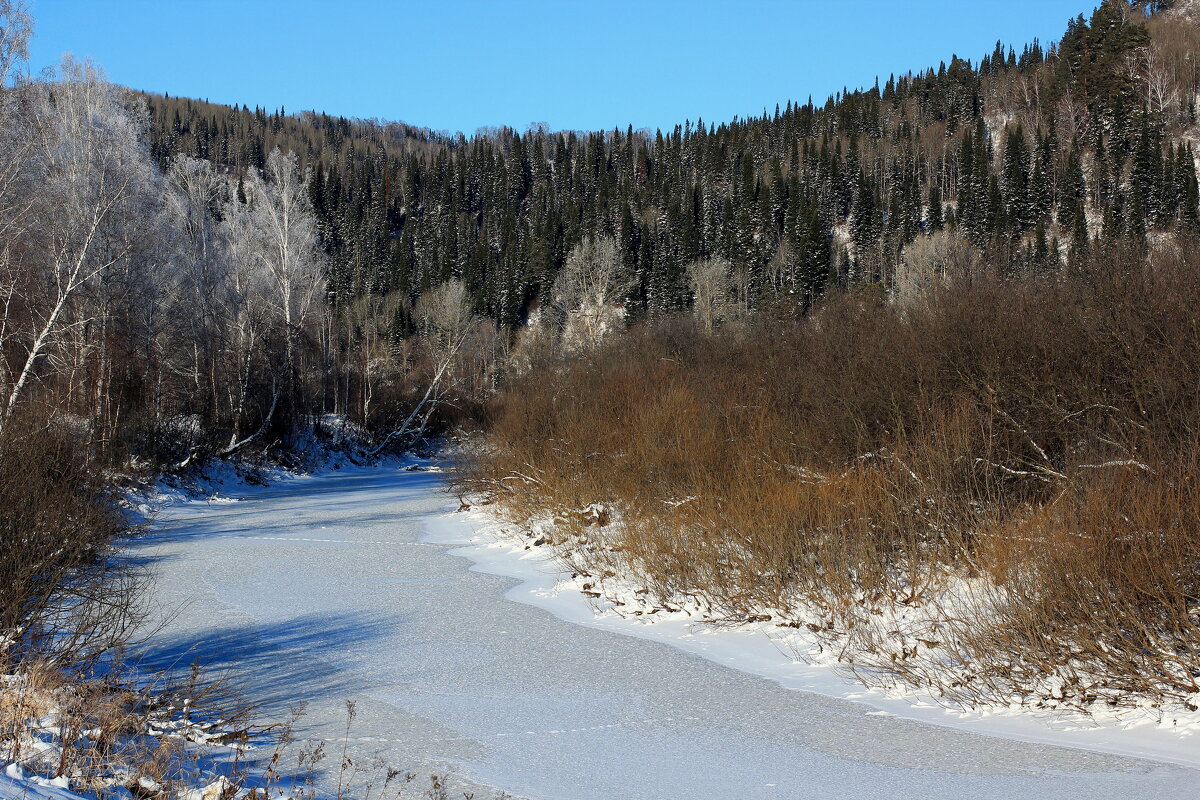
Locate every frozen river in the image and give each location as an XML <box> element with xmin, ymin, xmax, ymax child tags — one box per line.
<box><xmin>130</xmin><ymin>465</ymin><xmax>1200</xmax><ymax>800</ymax></box>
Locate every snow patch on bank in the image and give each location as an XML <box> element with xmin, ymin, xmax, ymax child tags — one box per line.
<box><xmin>6</xmin><ymin>433</ymin><xmax>443</xmax><ymax>800</ymax></box>
<box><xmin>125</xmin><ymin>418</ymin><xmax>439</xmax><ymax>520</ymax></box>
<box><xmin>422</xmin><ymin>504</ymin><xmax>1200</xmax><ymax>772</ymax></box>
<box><xmin>0</xmin><ymin>670</ymin><xmax>248</xmax><ymax>800</ymax></box>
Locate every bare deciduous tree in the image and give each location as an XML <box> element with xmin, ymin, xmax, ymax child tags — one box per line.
<box><xmin>894</xmin><ymin>229</ymin><xmax>983</xmax><ymax>303</ymax></box>
<box><xmin>0</xmin><ymin>58</ymin><xmax>160</xmax><ymax>439</ymax></box>
<box><xmin>551</xmin><ymin>235</ymin><xmax>632</xmax><ymax>350</ymax></box>
<box><xmin>371</xmin><ymin>279</ymin><xmax>474</xmax><ymax>454</ymax></box>
<box><xmin>215</xmin><ymin>192</ymin><xmax>275</xmax><ymax>453</ymax></box>
<box><xmin>163</xmin><ymin>155</ymin><xmax>232</xmax><ymax>405</ymax></box>
<box><xmin>242</xmin><ymin>148</ymin><xmax>325</xmax><ymax>378</ymax></box>
<box><xmin>1130</xmin><ymin>44</ymin><xmax>1182</xmax><ymax>122</ymax></box>
<box><xmin>342</xmin><ymin>291</ymin><xmax>408</xmax><ymax>422</ymax></box>
<box><xmin>0</xmin><ymin>0</ymin><xmax>32</xmax><ymax>86</ymax></box>
<box><xmin>686</xmin><ymin>256</ymin><xmax>736</xmax><ymax>334</ymax></box>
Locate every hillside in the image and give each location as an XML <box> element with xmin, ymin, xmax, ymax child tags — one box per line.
<box><xmin>5</xmin><ymin>1</ymin><xmax>1200</xmax><ymax>798</ymax></box>
<box><xmin>144</xmin><ymin>0</ymin><xmax>1200</xmax><ymax>327</ymax></box>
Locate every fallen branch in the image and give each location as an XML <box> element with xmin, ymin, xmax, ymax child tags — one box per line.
<box><xmin>219</xmin><ymin>385</ymin><xmax>279</xmax><ymax>458</ymax></box>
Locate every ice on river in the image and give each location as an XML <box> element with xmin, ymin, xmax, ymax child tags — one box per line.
<box><xmin>127</xmin><ymin>464</ymin><xmax>1200</xmax><ymax>800</ymax></box>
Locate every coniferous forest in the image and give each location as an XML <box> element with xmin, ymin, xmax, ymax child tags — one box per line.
<box><xmin>144</xmin><ymin>0</ymin><xmax>1196</xmax><ymax>327</ymax></box>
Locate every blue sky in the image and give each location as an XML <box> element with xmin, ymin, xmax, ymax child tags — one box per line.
<box><xmin>29</xmin><ymin>1</ymin><xmax>1091</xmax><ymax>136</ymax></box>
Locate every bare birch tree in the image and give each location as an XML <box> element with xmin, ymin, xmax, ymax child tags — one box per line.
<box><xmin>163</xmin><ymin>155</ymin><xmax>232</xmax><ymax>408</ymax></box>
<box><xmin>0</xmin><ymin>58</ymin><xmax>159</xmax><ymax>439</ymax></box>
<box><xmin>1131</xmin><ymin>44</ymin><xmax>1182</xmax><ymax>123</ymax></box>
<box><xmin>242</xmin><ymin>148</ymin><xmax>325</xmax><ymax>380</ymax></box>
<box><xmin>216</xmin><ymin>192</ymin><xmax>276</xmax><ymax>454</ymax></box>
<box><xmin>0</xmin><ymin>0</ymin><xmax>31</xmax><ymax>86</ymax></box>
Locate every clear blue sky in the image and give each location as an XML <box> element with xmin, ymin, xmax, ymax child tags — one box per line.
<box><xmin>29</xmin><ymin>0</ymin><xmax>1092</xmax><ymax>136</ymax></box>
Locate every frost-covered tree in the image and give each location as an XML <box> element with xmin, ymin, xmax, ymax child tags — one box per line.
<box><xmin>551</xmin><ymin>235</ymin><xmax>632</xmax><ymax>350</ymax></box>
<box><xmin>686</xmin><ymin>256</ymin><xmax>735</xmax><ymax>334</ymax></box>
<box><xmin>163</xmin><ymin>154</ymin><xmax>232</xmax><ymax>407</ymax></box>
<box><xmin>0</xmin><ymin>0</ymin><xmax>32</xmax><ymax>86</ymax></box>
<box><xmin>216</xmin><ymin>184</ymin><xmax>278</xmax><ymax>452</ymax></box>
<box><xmin>241</xmin><ymin>148</ymin><xmax>325</xmax><ymax>373</ymax></box>
<box><xmin>0</xmin><ymin>58</ymin><xmax>161</xmax><ymax>439</ymax></box>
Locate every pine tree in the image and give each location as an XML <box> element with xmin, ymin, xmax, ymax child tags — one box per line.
<box><xmin>1057</xmin><ymin>145</ymin><xmax>1086</xmax><ymax>228</ymax></box>
<box><xmin>1029</xmin><ymin>134</ymin><xmax>1053</xmax><ymax>224</ymax></box>
<box><xmin>1131</xmin><ymin>111</ymin><xmax>1164</xmax><ymax>227</ymax></box>
<box><xmin>1180</xmin><ymin>144</ymin><xmax>1200</xmax><ymax>229</ymax></box>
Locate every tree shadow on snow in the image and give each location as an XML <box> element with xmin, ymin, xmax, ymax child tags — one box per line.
<box><xmin>132</xmin><ymin>610</ymin><xmax>400</xmax><ymax>710</ymax></box>
<box><xmin>231</xmin><ymin>469</ymin><xmax>448</xmax><ymax>503</ymax></box>
<box><xmin>129</xmin><ymin>610</ymin><xmax>443</xmax><ymax>794</ymax></box>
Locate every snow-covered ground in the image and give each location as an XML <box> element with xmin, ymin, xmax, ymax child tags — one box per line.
<box><xmin>435</xmin><ymin>507</ymin><xmax>1200</xmax><ymax>768</ymax></box>
<box><xmin>0</xmin><ymin>665</ymin><xmax>251</xmax><ymax>800</ymax></box>
<box><xmin>88</xmin><ymin>464</ymin><xmax>1200</xmax><ymax>800</ymax></box>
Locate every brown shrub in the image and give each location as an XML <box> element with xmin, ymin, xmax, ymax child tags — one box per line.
<box><xmin>0</xmin><ymin>421</ymin><xmax>142</xmax><ymax>665</ymax></box>
<box><xmin>462</xmin><ymin>240</ymin><xmax>1200</xmax><ymax>704</ymax></box>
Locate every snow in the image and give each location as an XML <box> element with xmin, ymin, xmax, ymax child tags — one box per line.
<box><xmin>0</xmin><ymin>665</ymin><xmax>251</xmax><ymax>800</ymax></box>
<box><xmin>0</xmin><ymin>766</ymin><xmax>81</xmax><ymax>800</ymax></box>
<box><xmin>429</xmin><ymin>507</ymin><xmax>1200</xmax><ymax>770</ymax></box>
<box><xmin>116</xmin><ymin>464</ymin><xmax>1200</xmax><ymax>799</ymax></box>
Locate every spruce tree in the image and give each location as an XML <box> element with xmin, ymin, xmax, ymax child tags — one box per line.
<box><xmin>1002</xmin><ymin>125</ymin><xmax>1032</xmax><ymax>231</ymax></box>
<box><xmin>927</xmin><ymin>183</ymin><xmax>944</xmax><ymax>232</ymax></box>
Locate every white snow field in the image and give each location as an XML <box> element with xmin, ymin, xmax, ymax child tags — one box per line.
<box><xmin>127</xmin><ymin>464</ymin><xmax>1200</xmax><ymax>800</ymax></box>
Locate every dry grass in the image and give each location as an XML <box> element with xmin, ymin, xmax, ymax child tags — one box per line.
<box><xmin>0</xmin><ymin>658</ymin><xmax>194</xmax><ymax>797</ymax></box>
<box><xmin>461</xmin><ymin>237</ymin><xmax>1200</xmax><ymax>709</ymax></box>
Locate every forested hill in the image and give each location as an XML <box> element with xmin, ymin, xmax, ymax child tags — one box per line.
<box><xmin>144</xmin><ymin>0</ymin><xmax>1199</xmax><ymax>328</ymax></box>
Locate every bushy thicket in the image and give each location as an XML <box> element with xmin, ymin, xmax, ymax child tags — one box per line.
<box><xmin>0</xmin><ymin>422</ymin><xmax>134</xmax><ymax>665</ymax></box>
<box><xmin>463</xmin><ymin>239</ymin><xmax>1200</xmax><ymax>707</ymax></box>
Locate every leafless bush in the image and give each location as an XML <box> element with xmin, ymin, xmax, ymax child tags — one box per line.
<box><xmin>0</xmin><ymin>422</ymin><xmax>144</xmax><ymax>665</ymax></box>
<box><xmin>463</xmin><ymin>239</ymin><xmax>1200</xmax><ymax>707</ymax></box>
